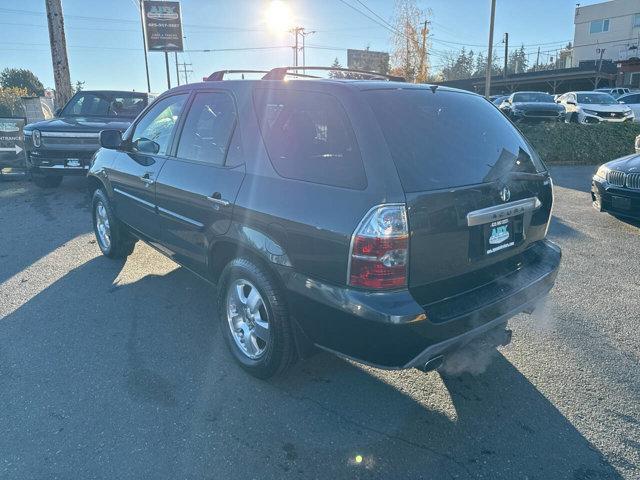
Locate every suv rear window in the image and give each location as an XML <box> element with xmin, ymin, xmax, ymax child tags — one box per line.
<box><xmin>253</xmin><ymin>88</ymin><xmax>366</xmax><ymax>189</ymax></box>
<box><xmin>365</xmin><ymin>89</ymin><xmax>544</xmax><ymax>192</ymax></box>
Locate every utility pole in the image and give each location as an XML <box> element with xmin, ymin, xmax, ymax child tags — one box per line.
<box><xmin>503</xmin><ymin>32</ymin><xmax>508</xmax><ymax>79</ymax></box>
<box><xmin>484</xmin><ymin>0</ymin><xmax>497</xmax><ymax>99</ymax></box>
<box><xmin>174</xmin><ymin>52</ymin><xmax>180</xmax><ymax>86</ymax></box>
<box><xmin>138</xmin><ymin>0</ymin><xmax>151</xmax><ymax>93</ymax></box>
<box><xmin>595</xmin><ymin>47</ymin><xmax>605</xmax><ymax>88</ymax></box>
<box><xmin>417</xmin><ymin>20</ymin><xmax>429</xmax><ymax>83</ymax></box>
<box><xmin>45</xmin><ymin>0</ymin><xmax>73</xmax><ymax>108</ymax></box>
<box><xmin>289</xmin><ymin>27</ymin><xmax>304</xmax><ymax>67</ymax></box>
<box><xmin>164</xmin><ymin>52</ymin><xmax>171</xmax><ymax>90</ymax></box>
<box><xmin>535</xmin><ymin>46</ymin><xmax>541</xmax><ymax>71</ymax></box>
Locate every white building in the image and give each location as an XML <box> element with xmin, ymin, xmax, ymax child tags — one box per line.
<box><xmin>572</xmin><ymin>0</ymin><xmax>640</xmax><ymax>67</ymax></box>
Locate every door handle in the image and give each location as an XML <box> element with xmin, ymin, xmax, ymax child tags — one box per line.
<box><xmin>207</xmin><ymin>192</ymin><xmax>230</xmax><ymax>207</ymax></box>
<box><xmin>140</xmin><ymin>172</ymin><xmax>154</xmax><ymax>185</ymax></box>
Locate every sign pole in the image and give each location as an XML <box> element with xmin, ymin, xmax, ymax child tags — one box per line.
<box><xmin>139</xmin><ymin>0</ymin><xmax>151</xmax><ymax>93</ymax></box>
<box><xmin>164</xmin><ymin>52</ymin><xmax>171</xmax><ymax>89</ymax></box>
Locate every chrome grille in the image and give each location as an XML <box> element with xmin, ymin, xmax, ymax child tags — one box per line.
<box><xmin>43</xmin><ymin>137</ymin><xmax>99</xmax><ymax>146</ymax></box>
<box><xmin>607</xmin><ymin>170</ymin><xmax>626</xmax><ymax>187</ymax></box>
<box><xmin>626</xmin><ymin>173</ymin><xmax>640</xmax><ymax>190</ymax></box>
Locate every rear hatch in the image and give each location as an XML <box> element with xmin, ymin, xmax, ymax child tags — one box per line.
<box><xmin>365</xmin><ymin>88</ymin><xmax>553</xmax><ymax>305</ymax></box>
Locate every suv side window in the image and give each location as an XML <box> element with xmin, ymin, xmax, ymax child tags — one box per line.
<box><xmin>253</xmin><ymin>88</ymin><xmax>366</xmax><ymax>190</ymax></box>
<box><xmin>176</xmin><ymin>92</ymin><xmax>237</xmax><ymax>165</ymax></box>
<box><xmin>130</xmin><ymin>94</ymin><xmax>188</xmax><ymax>155</ymax></box>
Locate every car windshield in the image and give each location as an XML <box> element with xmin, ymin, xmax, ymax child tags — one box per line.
<box><xmin>61</xmin><ymin>92</ymin><xmax>148</xmax><ymax>117</ymax></box>
<box><xmin>512</xmin><ymin>92</ymin><xmax>554</xmax><ymax>103</ymax></box>
<box><xmin>576</xmin><ymin>93</ymin><xmax>617</xmax><ymax>105</ymax></box>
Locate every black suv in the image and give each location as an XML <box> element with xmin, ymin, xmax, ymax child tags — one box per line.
<box><xmin>24</xmin><ymin>90</ymin><xmax>152</xmax><ymax>188</ymax></box>
<box><xmin>88</xmin><ymin>67</ymin><xmax>561</xmax><ymax>378</ymax></box>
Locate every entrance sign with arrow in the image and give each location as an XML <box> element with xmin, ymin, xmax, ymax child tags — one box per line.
<box><xmin>0</xmin><ymin>117</ymin><xmax>27</xmax><ymax>171</ymax></box>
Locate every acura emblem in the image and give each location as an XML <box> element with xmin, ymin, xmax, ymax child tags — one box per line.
<box><xmin>500</xmin><ymin>186</ymin><xmax>511</xmax><ymax>202</ymax></box>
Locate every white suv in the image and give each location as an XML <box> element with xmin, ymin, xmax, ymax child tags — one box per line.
<box><xmin>556</xmin><ymin>91</ymin><xmax>634</xmax><ymax>124</ymax></box>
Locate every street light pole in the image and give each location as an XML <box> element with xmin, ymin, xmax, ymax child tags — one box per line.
<box><xmin>484</xmin><ymin>0</ymin><xmax>497</xmax><ymax>99</ymax></box>
<box><xmin>138</xmin><ymin>0</ymin><xmax>151</xmax><ymax>93</ymax></box>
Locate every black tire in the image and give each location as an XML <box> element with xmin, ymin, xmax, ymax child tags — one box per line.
<box><xmin>217</xmin><ymin>257</ymin><xmax>297</xmax><ymax>379</ymax></box>
<box><xmin>91</xmin><ymin>188</ymin><xmax>135</xmax><ymax>259</ymax></box>
<box><xmin>33</xmin><ymin>174</ymin><xmax>63</xmax><ymax>188</ymax></box>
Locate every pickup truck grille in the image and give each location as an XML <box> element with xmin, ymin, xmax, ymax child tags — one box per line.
<box><xmin>42</xmin><ymin>137</ymin><xmax>100</xmax><ymax>147</ymax></box>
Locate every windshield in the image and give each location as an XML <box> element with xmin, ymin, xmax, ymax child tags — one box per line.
<box><xmin>512</xmin><ymin>92</ymin><xmax>554</xmax><ymax>103</ymax></box>
<box><xmin>61</xmin><ymin>92</ymin><xmax>148</xmax><ymax>117</ymax></box>
<box><xmin>366</xmin><ymin>89</ymin><xmax>545</xmax><ymax>192</ymax></box>
<box><xmin>576</xmin><ymin>93</ymin><xmax>617</xmax><ymax>105</ymax></box>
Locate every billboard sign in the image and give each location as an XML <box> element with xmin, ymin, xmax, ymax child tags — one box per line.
<box><xmin>143</xmin><ymin>1</ymin><xmax>184</xmax><ymax>52</ymax></box>
<box><xmin>0</xmin><ymin>117</ymin><xmax>26</xmax><ymax>170</ymax></box>
<box><xmin>347</xmin><ymin>49</ymin><xmax>390</xmax><ymax>74</ymax></box>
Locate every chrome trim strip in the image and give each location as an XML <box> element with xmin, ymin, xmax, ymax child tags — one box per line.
<box><xmin>113</xmin><ymin>187</ymin><xmax>155</xmax><ymax>208</ymax></box>
<box><xmin>38</xmin><ymin>164</ymin><xmax>89</xmax><ymax>170</ymax></box>
<box><xmin>466</xmin><ymin>197</ymin><xmax>541</xmax><ymax>227</ymax></box>
<box><xmin>40</xmin><ymin>132</ymin><xmax>100</xmax><ymax>138</ymax></box>
<box><xmin>158</xmin><ymin>206</ymin><xmax>204</xmax><ymax>228</ymax></box>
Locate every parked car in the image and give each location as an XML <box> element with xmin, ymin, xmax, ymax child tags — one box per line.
<box><xmin>636</xmin><ymin>134</ymin><xmax>640</xmax><ymax>154</ymax></box>
<box><xmin>24</xmin><ymin>90</ymin><xmax>153</xmax><ymax>188</ymax></box>
<box><xmin>594</xmin><ymin>87</ymin><xmax>630</xmax><ymax>99</ymax></box>
<box><xmin>499</xmin><ymin>91</ymin><xmax>565</xmax><ymax>122</ymax></box>
<box><xmin>491</xmin><ymin>95</ymin><xmax>509</xmax><ymax>107</ymax></box>
<box><xmin>556</xmin><ymin>91</ymin><xmax>634</xmax><ymax>124</ymax></box>
<box><xmin>88</xmin><ymin>67</ymin><xmax>561</xmax><ymax>379</ymax></box>
<box><xmin>616</xmin><ymin>92</ymin><xmax>640</xmax><ymax>122</ymax></box>
<box><xmin>592</xmin><ymin>154</ymin><xmax>640</xmax><ymax>220</ymax></box>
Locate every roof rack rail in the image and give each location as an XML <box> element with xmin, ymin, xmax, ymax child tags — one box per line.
<box><xmin>205</xmin><ymin>70</ymin><xmax>270</xmax><ymax>81</ymax></box>
<box><xmin>262</xmin><ymin>66</ymin><xmax>405</xmax><ymax>82</ymax></box>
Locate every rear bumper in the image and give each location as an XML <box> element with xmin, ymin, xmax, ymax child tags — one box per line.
<box><xmin>284</xmin><ymin>239</ymin><xmax>561</xmax><ymax>369</ymax></box>
<box><xmin>591</xmin><ymin>176</ymin><xmax>640</xmax><ymax>220</ymax></box>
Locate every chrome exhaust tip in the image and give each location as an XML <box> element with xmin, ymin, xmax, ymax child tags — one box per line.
<box><xmin>420</xmin><ymin>355</ymin><xmax>444</xmax><ymax>372</ymax></box>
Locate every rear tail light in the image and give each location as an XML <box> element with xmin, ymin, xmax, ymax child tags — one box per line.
<box><xmin>348</xmin><ymin>204</ymin><xmax>409</xmax><ymax>290</ymax></box>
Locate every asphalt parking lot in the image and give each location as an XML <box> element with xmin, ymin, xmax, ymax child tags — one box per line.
<box><xmin>0</xmin><ymin>166</ymin><xmax>638</xmax><ymax>480</ymax></box>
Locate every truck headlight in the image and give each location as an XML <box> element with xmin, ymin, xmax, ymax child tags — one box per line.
<box><xmin>32</xmin><ymin>129</ymin><xmax>41</xmax><ymax>148</ymax></box>
<box><xmin>624</xmin><ymin>108</ymin><xmax>633</xmax><ymax>117</ymax></box>
<box><xmin>583</xmin><ymin>109</ymin><xmax>598</xmax><ymax>116</ymax></box>
<box><xmin>595</xmin><ymin>165</ymin><xmax>610</xmax><ymax>181</ymax></box>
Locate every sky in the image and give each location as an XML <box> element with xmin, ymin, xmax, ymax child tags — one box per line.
<box><xmin>0</xmin><ymin>0</ymin><xmax>604</xmax><ymax>94</ymax></box>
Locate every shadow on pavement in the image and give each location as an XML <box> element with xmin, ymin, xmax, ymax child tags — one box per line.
<box><xmin>0</xmin><ymin>177</ymin><xmax>91</xmax><ymax>285</ymax></box>
<box><xmin>0</xmin><ymin>256</ymin><xmax>623</xmax><ymax>479</ymax></box>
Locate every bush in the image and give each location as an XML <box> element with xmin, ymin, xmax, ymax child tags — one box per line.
<box><xmin>518</xmin><ymin>122</ymin><xmax>640</xmax><ymax>165</ymax></box>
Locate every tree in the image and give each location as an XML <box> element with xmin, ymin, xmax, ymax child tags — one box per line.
<box><xmin>0</xmin><ymin>87</ymin><xmax>28</xmax><ymax>117</ymax></box>
<box><xmin>390</xmin><ymin>0</ymin><xmax>432</xmax><ymax>82</ymax></box>
<box><xmin>508</xmin><ymin>45</ymin><xmax>528</xmax><ymax>74</ymax></box>
<box><xmin>72</xmin><ymin>80</ymin><xmax>85</xmax><ymax>93</ymax></box>
<box><xmin>0</xmin><ymin>69</ymin><xmax>45</xmax><ymax>96</ymax></box>
<box><xmin>440</xmin><ymin>48</ymin><xmax>476</xmax><ymax>81</ymax></box>
<box><xmin>329</xmin><ymin>58</ymin><xmax>344</xmax><ymax>79</ymax></box>
<box><xmin>473</xmin><ymin>50</ymin><xmax>502</xmax><ymax>78</ymax></box>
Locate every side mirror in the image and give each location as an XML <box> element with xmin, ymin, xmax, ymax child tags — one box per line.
<box><xmin>54</xmin><ymin>108</ymin><xmax>62</xmax><ymax>117</ymax></box>
<box><xmin>132</xmin><ymin>137</ymin><xmax>160</xmax><ymax>154</ymax></box>
<box><xmin>99</xmin><ymin>129</ymin><xmax>123</xmax><ymax>150</ymax></box>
